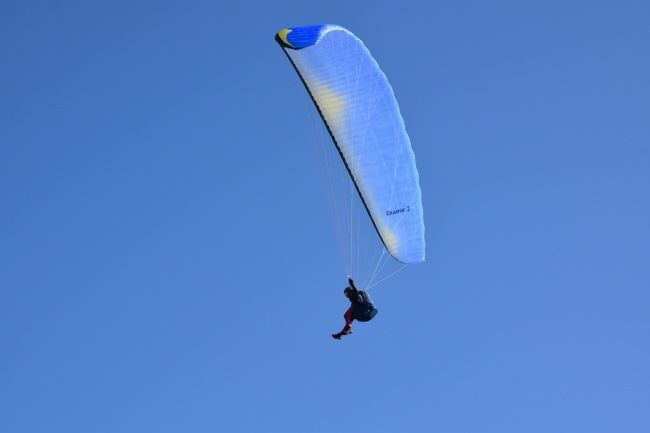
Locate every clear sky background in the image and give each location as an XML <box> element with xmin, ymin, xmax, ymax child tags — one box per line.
<box><xmin>1</xmin><ymin>1</ymin><xmax>649</xmax><ymax>432</ymax></box>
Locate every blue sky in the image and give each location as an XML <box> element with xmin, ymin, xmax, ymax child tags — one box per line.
<box><xmin>1</xmin><ymin>1</ymin><xmax>649</xmax><ymax>432</ymax></box>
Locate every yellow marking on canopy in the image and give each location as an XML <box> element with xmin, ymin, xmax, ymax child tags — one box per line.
<box><xmin>277</xmin><ymin>29</ymin><xmax>294</xmax><ymax>48</ymax></box>
<box><xmin>311</xmin><ymin>84</ymin><xmax>346</xmax><ymax>145</ymax></box>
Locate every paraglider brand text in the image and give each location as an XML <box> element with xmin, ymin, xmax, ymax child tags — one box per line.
<box><xmin>386</xmin><ymin>206</ymin><xmax>410</xmax><ymax>216</ymax></box>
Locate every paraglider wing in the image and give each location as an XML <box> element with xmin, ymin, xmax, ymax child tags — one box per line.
<box><xmin>276</xmin><ymin>25</ymin><xmax>425</xmax><ymax>264</ymax></box>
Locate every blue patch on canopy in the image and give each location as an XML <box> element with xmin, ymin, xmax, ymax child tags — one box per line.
<box><xmin>285</xmin><ymin>25</ymin><xmax>330</xmax><ymax>49</ymax></box>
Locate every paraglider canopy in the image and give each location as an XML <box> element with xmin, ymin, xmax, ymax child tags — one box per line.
<box><xmin>276</xmin><ymin>25</ymin><xmax>425</xmax><ymax>266</ymax></box>
<box><xmin>275</xmin><ymin>24</ymin><xmax>425</xmax><ymax>288</ymax></box>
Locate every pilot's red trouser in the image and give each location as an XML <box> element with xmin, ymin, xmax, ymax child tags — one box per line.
<box><xmin>343</xmin><ymin>307</ymin><xmax>355</xmax><ymax>331</ymax></box>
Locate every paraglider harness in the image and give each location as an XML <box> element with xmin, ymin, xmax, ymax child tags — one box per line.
<box><xmin>351</xmin><ymin>290</ymin><xmax>378</xmax><ymax>322</ymax></box>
